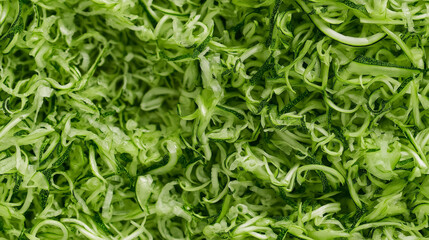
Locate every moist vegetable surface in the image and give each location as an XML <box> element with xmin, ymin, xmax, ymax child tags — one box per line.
<box><xmin>1</xmin><ymin>0</ymin><xmax>429</xmax><ymax>239</ymax></box>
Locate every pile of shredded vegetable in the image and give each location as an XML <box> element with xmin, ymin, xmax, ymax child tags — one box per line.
<box><xmin>1</xmin><ymin>0</ymin><xmax>429</xmax><ymax>239</ymax></box>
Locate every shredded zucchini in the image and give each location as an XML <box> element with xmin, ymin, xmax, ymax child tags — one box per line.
<box><xmin>1</xmin><ymin>0</ymin><xmax>429</xmax><ymax>239</ymax></box>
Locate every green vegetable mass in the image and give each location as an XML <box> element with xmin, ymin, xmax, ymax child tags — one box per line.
<box><xmin>1</xmin><ymin>0</ymin><xmax>429</xmax><ymax>239</ymax></box>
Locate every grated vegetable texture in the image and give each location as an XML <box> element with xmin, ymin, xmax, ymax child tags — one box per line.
<box><xmin>1</xmin><ymin>0</ymin><xmax>429</xmax><ymax>239</ymax></box>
